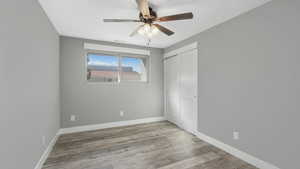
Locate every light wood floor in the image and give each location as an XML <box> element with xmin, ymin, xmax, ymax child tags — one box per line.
<box><xmin>43</xmin><ymin>121</ymin><xmax>258</xmax><ymax>169</ymax></box>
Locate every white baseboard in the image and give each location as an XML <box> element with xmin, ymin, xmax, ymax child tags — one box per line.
<box><xmin>195</xmin><ymin>131</ymin><xmax>280</xmax><ymax>169</ymax></box>
<box><xmin>34</xmin><ymin>133</ymin><xmax>59</xmax><ymax>169</ymax></box>
<box><xmin>58</xmin><ymin>116</ymin><xmax>166</xmax><ymax>135</ymax></box>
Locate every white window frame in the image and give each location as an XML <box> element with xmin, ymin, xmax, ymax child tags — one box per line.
<box><xmin>85</xmin><ymin>49</ymin><xmax>150</xmax><ymax>84</ymax></box>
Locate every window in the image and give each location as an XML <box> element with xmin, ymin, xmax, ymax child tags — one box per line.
<box><xmin>87</xmin><ymin>53</ymin><xmax>149</xmax><ymax>83</ymax></box>
<box><xmin>87</xmin><ymin>54</ymin><xmax>119</xmax><ymax>82</ymax></box>
<box><xmin>121</xmin><ymin>57</ymin><xmax>147</xmax><ymax>82</ymax></box>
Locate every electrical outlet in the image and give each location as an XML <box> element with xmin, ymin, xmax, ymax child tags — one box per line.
<box><xmin>120</xmin><ymin>111</ymin><xmax>124</xmax><ymax>117</ymax></box>
<box><xmin>233</xmin><ymin>131</ymin><xmax>240</xmax><ymax>140</ymax></box>
<box><xmin>42</xmin><ymin>136</ymin><xmax>46</xmax><ymax>146</ymax></box>
<box><xmin>70</xmin><ymin>115</ymin><xmax>76</xmax><ymax>121</ymax></box>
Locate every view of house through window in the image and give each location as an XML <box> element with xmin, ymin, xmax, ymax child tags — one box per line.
<box><xmin>87</xmin><ymin>53</ymin><xmax>148</xmax><ymax>83</ymax></box>
<box><xmin>121</xmin><ymin>57</ymin><xmax>147</xmax><ymax>82</ymax></box>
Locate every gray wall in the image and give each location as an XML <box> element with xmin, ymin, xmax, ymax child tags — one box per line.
<box><xmin>0</xmin><ymin>0</ymin><xmax>60</xmax><ymax>169</ymax></box>
<box><xmin>165</xmin><ymin>1</ymin><xmax>299</xmax><ymax>168</ymax></box>
<box><xmin>60</xmin><ymin>36</ymin><xmax>164</xmax><ymax>128</ymax></box>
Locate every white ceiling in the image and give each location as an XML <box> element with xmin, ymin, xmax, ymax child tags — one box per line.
<box><xmin>39</xmin><ymin>0</ymin><xmax>271</xmax><ymax>48</ymax></box>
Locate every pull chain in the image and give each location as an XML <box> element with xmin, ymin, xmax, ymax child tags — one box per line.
<box><xmin>147</xmin><ymin>38</ymin><xmax>151</xmax><ymax>46</ymax></box>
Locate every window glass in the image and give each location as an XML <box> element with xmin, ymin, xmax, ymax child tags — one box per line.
<box><xmin>121</xmin><ymin>57</ymin><xmax>147</xmax><ymax>82</ymax></box>
<box><xmin>87</xmin><ymin>54</ymin><xmax>119</xmax><ymax>82</ymax></box>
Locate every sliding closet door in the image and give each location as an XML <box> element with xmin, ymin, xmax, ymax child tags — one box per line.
<box><xmin>164</xmin><ymin>56</ymin><xmax>181</xmax><ymax>126</ymax></box>
<box><xmin>179</xmin><ymin>49</ymin><xmax>198</xmax><ymax>134</ymax></box>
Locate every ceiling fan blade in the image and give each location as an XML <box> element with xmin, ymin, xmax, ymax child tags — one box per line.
<box><xmin>153</xmin><ymin>24</ymin><xmax>174</xmax><ymax>36</ymax></box>
<box><xmin>156</xmin><ymin>12</ymin><xmax>193</xmax><ymax>22</ymax></box>
<box><xmin>103</xmin><ymin>19</ymin><xmax>141</xmax><ymax>22</ymax></box>
<box><xmin>130</xmin><ymin>25</ymin><xmax>144</xmax><ymax>37</ymax></box>
<box><xmin>136</xmin><ymin>0</ymin><xmax>150</xmax><ymax>18</ymax></box>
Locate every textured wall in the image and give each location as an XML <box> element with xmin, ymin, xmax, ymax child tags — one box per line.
<box><xmin>0</xmin><ymin>0</ymin><xmax>60</xmax><ymax>169</ymax></box>
<box><xmin>165</xmin><ymin>1</ymin><xmax>299</xmax><ymax>168</ymax></box>
<box><xmin>60</xmin><ymin>36</ymin><xmax>164</xmax><ymax>128</ymax></box>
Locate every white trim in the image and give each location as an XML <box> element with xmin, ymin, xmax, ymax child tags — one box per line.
<box><xmin>59</xmin><ymin>117</ymin><xmax>166</xmax><ymax>135</ymax></box>
<box><xmin>195</xmin><ymin>131</ymin><xmax>280</xmax><ymax>169</ymax></box>
<box><xmin>84</xmin><ymin>43</ymin><xmax>150</xmax><ymax>55</ymax></box>
<box><xmin>164</xmin><ymin>42</ymin><xmax>197</xmax><ymax>58</ymax></box>
<box><xmin>34</xmin><ymin>133</ymin><xmax>59</xmax><ymax>169</ymax></box>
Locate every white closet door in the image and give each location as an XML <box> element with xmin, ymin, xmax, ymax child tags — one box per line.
<box><xmin>164</xmin><ymin>56</ymin><xmax>181</xmax><ymax>126</ymax></box>
<box><xmin>179</xmin><ymin>49</ymin><xmax>198</xmax><ymax>134</ymax></box>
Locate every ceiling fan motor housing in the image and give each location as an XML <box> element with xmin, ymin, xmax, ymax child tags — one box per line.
<box><xmin>139</xmin><ymin>7</ymin><xmax>157</xmax><ymax>23</ymax></box>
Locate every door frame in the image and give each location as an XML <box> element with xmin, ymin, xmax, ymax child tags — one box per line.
<box><xmin>164</xmin><ymin>42</ymin><xmax>198</xmax><ymax>134</ymax></box>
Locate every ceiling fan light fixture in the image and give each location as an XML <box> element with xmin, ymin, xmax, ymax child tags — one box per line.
<box><xmin>151</xmin><ymin>25</ymin><xmax>159</xmax><ymax>34</ymax></box>
<box><xmin>144</xmin><ymin>24</ymin><xmax>151</xmax><ymax>33</ymax></box>
<box><xmin>138</xmin><ymin>24</ymin><xmax>159</xmax><ymax>38</ymax></box>
<box><xmin>138</xmin><ymin>25</ymin><xmax>146</xmax><ymax>35</ymax></box>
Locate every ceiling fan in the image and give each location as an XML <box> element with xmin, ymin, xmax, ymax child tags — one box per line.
<box><xmin>103</xmin><ymin>0</ymin><xmax>194</xmax><ymax>38</ymax></box>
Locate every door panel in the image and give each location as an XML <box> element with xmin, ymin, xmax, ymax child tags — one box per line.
<box><xmin>164</xmin><ymin>56</ymin><xmax>180</xmax><ymax>125</ymax></box>
<box><xmin>180</xmin><ymin>96</ymin><xmax>197</xmax><ymax>133</ymax></box>
<box><xmin>179</xmin><ymin>49</ymin><xmax>198</xmax><ymax>134</ymax></box>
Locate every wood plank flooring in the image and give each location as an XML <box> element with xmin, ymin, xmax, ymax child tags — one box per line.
<box><xmin>42</xmin><ymin>121</ymin><xmax>258</xmax><ymax>169</ymax></box>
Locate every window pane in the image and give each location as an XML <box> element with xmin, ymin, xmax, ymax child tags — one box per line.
<box><xmin>121</xmin><ymin>57</ymin><xmax>147</xmax><ymax>82</ymax></box>
<box><xmin>87</xmin><ymin>54</ymin><xmax>119</xmax><ymax>82</ymax></box>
